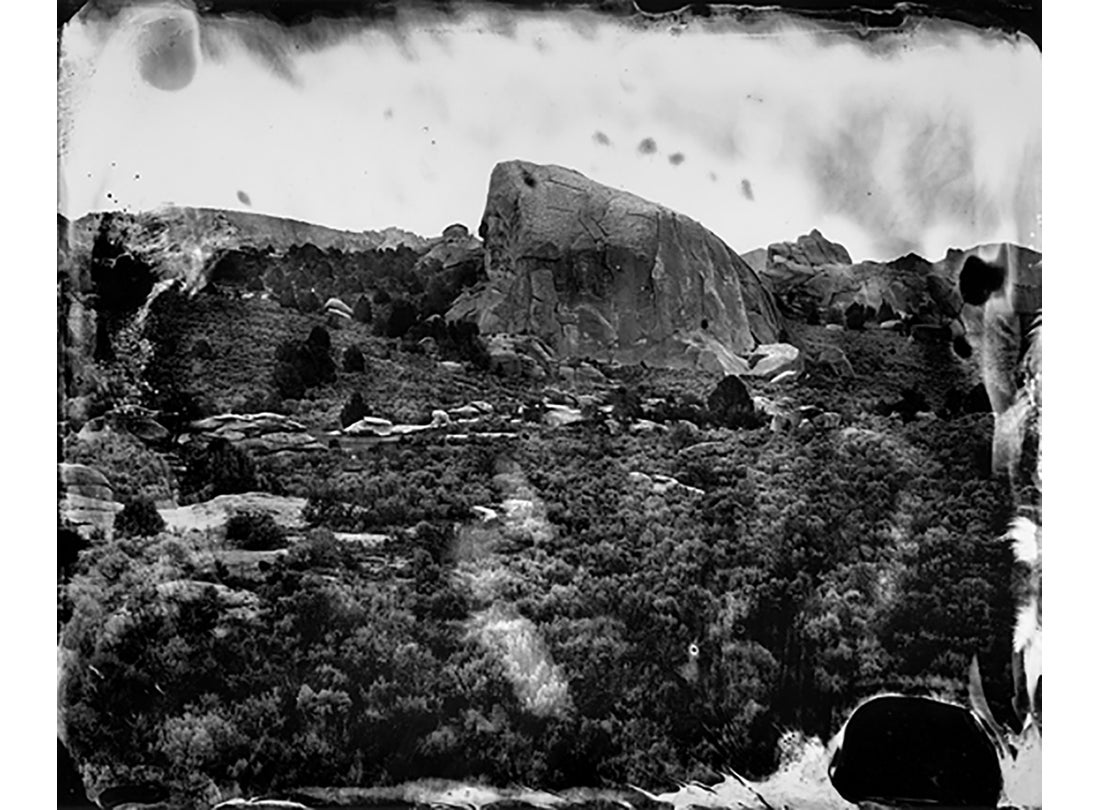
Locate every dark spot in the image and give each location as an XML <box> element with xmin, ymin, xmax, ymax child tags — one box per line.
<box><xmin>700</xmin><ymin>318</ymin><xmax>709</xmax><ymax>330</ymax></box>
<box><xmin>669</xmin><ymin>152</ymin><xmax>685</xmax><ymax>166</ymax></box>
<box><xmin>137</xmin><ymin>16</ymin><xmax>196</xmax><ymax>92</ymax></box>
<box><xmin>741</xmin><ymin>179</ymin><xmax>754</xmax><ymax>200</ymax></box>
<box><xmin>384</xmin><ymin>108</ymin><xmax>394</xmax><ymax>119</ymax></box>
<box><xmin>709</xmin><ymin>172</ymin><xmax>718</xmax><ymax>182</ymax></box>
<box><xmin>593</xmin><ymin>131</ymin><xmax>611</xmax><ymax>146</ymax></box>
<box><xmin>638</xmin><ymin>137</ymin><xmax>657</xmax><ymax>155</ymax></box>
<box><xmin>952</xmin><ymin>334</ymin><xmax>972</xmax><ymax>359</ymax></box>
<box><xmin>522</xmin><ymin>171</ymin><xmax>537</xmax><ymax>188</ymax></box>
<box><xmin>959</xmin><ymin>255</ymin><xmax>1005</xmax><ymax>306</ymax></box>
<box><xmin>237</xmin><ymin>190</ymin><xmax>252</xmax><ymax>206</ymax></box>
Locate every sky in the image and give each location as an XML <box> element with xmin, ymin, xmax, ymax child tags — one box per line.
<box><xmin>57</xmin><ymin>1</ymin><xmax>1041</xmax><ymax>263</ymax></box>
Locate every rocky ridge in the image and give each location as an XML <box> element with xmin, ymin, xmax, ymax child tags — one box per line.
<box><xmin>449</xmin><ymin>160</ymin><xmax>783</xmax><ymax>375</ymax></box>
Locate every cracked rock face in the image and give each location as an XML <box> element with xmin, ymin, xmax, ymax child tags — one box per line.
<box><xmin>449</xmin><ymin>161</ymin><xmax>781</xmax><ymax>374</ymax></box>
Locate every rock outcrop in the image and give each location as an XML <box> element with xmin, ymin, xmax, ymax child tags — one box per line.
<box><xmin>449</xmin><ymin>161</ymin><xmax>781</xmax><ymax>375</ymax></box>
<box><xmin>58</xmin><ymin>463</ymin><xmax>121</xmax><ymax>534</ymax></box>
<box><xmin>760</xmin><ymin>230</ymin><xmax>963</xmax><ymax>327</ymax></box>
<box><xmin>158</xmin><ymin>493</ymin><xmax>309</xmax><ymax>534</ymax></box>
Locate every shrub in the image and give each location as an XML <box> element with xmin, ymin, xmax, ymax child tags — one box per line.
<box><xmin>298</xmin><ymin>289</ymin><xmax>321</xmax><ymax>313</ymax></box>
<box><xmin>342</xmin><ymin>346</ymin><xmax>365</xmax><ymax>374</ymax></box>
<box><xmin>273</xmin><ymin>331</ymin><xmax>336</xmax><ymax>394</ymax></box>
<box><xmin>381</xmin><ymin>298</ymin><xmax>419</xmax><ymax>339</ymax></box>
<box><xmin>307</xmin><ymin>326</ymin><xmax>332</xmax><ymax>353</ymax></box>
<box><xmin>114</xmin><ymin>496</ymin><xmax>166</xmax><ymax>538</ymax></box>
<box><xmin>192</xmin><ymin>339</ymin><xmax>214</xmax><ymax>360</ymax></box>
<box><xmin>352</xmin><ymin>295</ymin><xmax>373</xmax><ymax>324</ymax></box>
<box><xmin>272</xmin><ymin>361</ymin><xmax>305</xmax><ymax>400</ymax></box>
<box><xmin>183</xmin><ymin>438</ymin><xmax>260</xmax><ymax>500</ymax></box>
<box><xmin>224</xmin><ymin>511</ymin><xmax>286</xmax><ymax>550</ymax></box>
<box><xmin>339</xmin><ymin>392</ymin><xmax>367</xmax><ymax>428</ymax></box>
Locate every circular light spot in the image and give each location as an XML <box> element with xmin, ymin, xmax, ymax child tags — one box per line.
<box><xmin>688</xmin><ymin>642</ymin><xmax>700</xmax><ymax>658</ymax></box>
<box><xmin>137</xmin><ymin>16</ymin><xmax>196</xmax><ymax>92</ymax></box>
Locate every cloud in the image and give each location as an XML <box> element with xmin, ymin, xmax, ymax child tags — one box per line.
<box><xmin>58</xmin><ymin>5</ymin><xmax>1040</xmax><ymax>262</ymax></box>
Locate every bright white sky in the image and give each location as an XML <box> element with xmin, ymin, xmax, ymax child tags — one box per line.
<box><xmin>57</xmin><ymin>2</ymin><xmax>1041</xmax><ymax>262</ymax></box>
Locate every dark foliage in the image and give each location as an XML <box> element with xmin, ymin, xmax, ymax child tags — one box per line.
<box><xmin>352</xmin><ymin>295</ymin><xmax>373</xmax><ymax>324</ymax></box>
<box><xmin>225</xmin><ymin>511</ymin><xmax>287</xmax><ymax>551</ymax></box>
<box><xmin>707</xmin><ymin>375</ymin><xmax>760</xmax><ymax>428</ymax></box>
<box><xmin>114</xmin><ymin>496</ymin><xmax>166</xmax><ymax>538</ymax></box>
<box><xmin>875</xmin><ymin>386</ymin><xmax>930</xmax><ymax>423</ymax></box>
<box><xmin>342</xmin><ymin>345</ymin><xmax>366</xmax><ymax>373</ymax></box>
<box><xmin>339</xmin><ymin>392</ymin><xmax>368</xmax><ymax>428</ymax></box>
<box><xmin>272</xmin><ymin>361</ymin><xmax>305</xmax><ymax>400</ymax></box>
<box><xmin>298</xmin><ymin>289</ymin><xmax>321</xmax><ymax>313</ymax></box>
<box><xmin>273</xmin><ymin>330</ymin><xmax>336</xmax><ymax>394</ymax></box>
<box><xmin>381</xmin><ymin>298</ymin><xmax>419</xmax><ymax>338</ymax></box>
<box><xmin>307</xmin><ymin>326</ymin><xmax>332</xmax><ymax>353</ymax></box>
<box><xmin>182</xmin><ymin>438</ymin><xmax>260</xmax><ymax>500</ymax></box>
<box><xmin>192</xmin><ymin>338</ymin><xmax>214</xmax><ymax>360</ymax></box>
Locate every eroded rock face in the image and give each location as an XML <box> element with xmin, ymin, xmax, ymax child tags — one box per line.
<box><xmin>58</xmin><ymin>462</ymin><xmax>121</xmax><ymax>534</ymax></box>
<box><xmin>450</xmin><ymin>161</ymin><xmax>781</xmax><ymax>374</ymax></box>
<box><xmin>761</xmin><ymin>230</ymin><xmax>964</xmax><ymax>326</ymax></box>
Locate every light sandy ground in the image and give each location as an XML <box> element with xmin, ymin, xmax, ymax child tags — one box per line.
<box><xmin>158</xmin><ymin>493</ymin><xmax>308</xmax><ymax>534</ymax></box>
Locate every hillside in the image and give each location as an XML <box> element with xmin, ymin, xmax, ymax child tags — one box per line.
<box><xmin>56</xmin><ymin>188</ymin><xmax>1038</xmax><ymax>808</ymax></box>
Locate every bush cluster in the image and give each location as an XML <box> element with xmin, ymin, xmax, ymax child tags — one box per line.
<box><xmin>272</xmin><ymin>327</ymin><xmax>336</xmax><ymax>400</ymax></box>
<box><xmin>224</xmin><ymin>511</ymin><xmax>287</xmax><ymax>551</ymax></box>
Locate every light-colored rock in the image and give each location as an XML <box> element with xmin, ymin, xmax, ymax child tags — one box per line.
<box><xmin>471</xmin><ymin>506</ymin><xmax>500</xmax><ymax>522</ymax></box>
<box><xmin>344</xmin><ymin>416</ymin><xmax>395</xmax><ymax>436</ymax></box>
<box><xmin>159</xmin><ymin>493</ymin><xmax>309</xmax><ymax>533</ymax></box>
<box><xmin>237</xmin><ymin>432</ymin><xmax>326</xmax><ymax>455</ymax></box>
<box><xmin>191</xmin><ymin>412</ymin><xmax>308</xmax><ymax>438</ymax></box>
<box><xmin>449</xmin><ymin>160</ymin><xmax>780</xmax><ymax>372</ymax></box>
<box><xmin>438</xmin><ymin>360</ymin><xmax>464</xmax><ymax>373</ymax></box>
<box><xmin>448</xmin><ymin>405</ymin><xmax>483</xmax><ymax>421</ymax></box>
<box><xmin>771</xmin><ymin>370</ymin><xmax>800</xmax><ymax>385</ymax></box>
<box><xmin>543</xmin><ymin>404</ymin><xmax>585</xmax><ymax>428</ymax></box>
<box><xmin>744</xmin><ymin>342</ymin><xmax>803</xmax><ymax>381</ymax></box>
<box><xmin>58</xmin><ymin>463</ymin><xmax>119</xmax><ymax>533</ymax></box>
<box><xmin>485</xmin><ymin>333</ymin><xmax>557</xmax><ymax>379</ymax></box>
<box><xmin>59</xmin><ymin>462</ymin><xmax>110</xmax><ymax>489</ymax></box>
<box><xmin>471</xmin><ymin>401</ymin><xmax>494</xmax><ymax>414</ymax></box>
<box><xmin>324</xmin><ymin>297</ymin><xmax>353</xmax><ymax>317</ymax></box>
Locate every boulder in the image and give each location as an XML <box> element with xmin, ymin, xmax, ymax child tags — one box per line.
<box><xmin>324</xmin><ymin>297</ymin><xmax>353</xmax><ymax>317</ymax></box>
<box><xmin>768</xmin><ymin>228</ymin><xmax>852</xmax><ymax>270</ymax></box>
<box><xmin>344</xmin><ymin>416</ymin><xmax>395</xmax><ymax>437</ymax></box>
<box><xmin>486</xmin><ymin>333</ymin><xmax>556</xmax><ymax>379</ymax></box>
<box><xmin>449</xmin><ymin>161</ymin><xmax>781</xmax><ymax>374</ymax></box>
<box><xmin>416</xmin><ymin>224</ymin><xmax>484</xmax><ymax>274</ymax></box>
<box><xmin>236</xmin><ymin>432</ymin><xmax>326</xmax><ymax>456</ymax></box>
<box><xmin>191</xmin><ymin>412</ymin><xmax>308</xmax><ymax>439</ymax></box>
<box><xmin>543</xmin><ymin>404</ymin><xmax>585</xmax><ymax>428</ymax></box>
<box><xmin>744</xmin><ymin>343</ymin><xmax>802</xmax><ymax>381</ymax></box>
<box><xmin>58</xmin><ymin>463</ymin><xmax>120</xmax><ymax>534</ymax></box>
<box><xmin>761</xmin><ymin>232</ymin><xmax>959</xmax><ymax>326</ymax></box>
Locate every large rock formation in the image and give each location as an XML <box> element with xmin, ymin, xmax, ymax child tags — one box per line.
<box><xmin>760</xmin><ymin>230</ymin><xmax>962</xmax><ymax>326</ymax></box>
<box><xmin>449</xmin><ymin>161</ymin><xmax>782</xmax><ymax>375</ymax></box>
<box><xmin>58</xmin><ymin>462</ymin><xmax>121</xmax><ymax>535</ymax></box>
